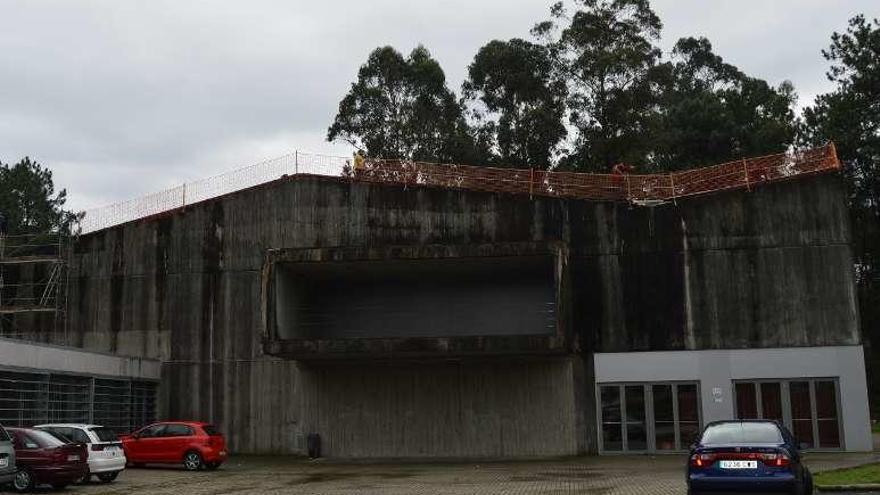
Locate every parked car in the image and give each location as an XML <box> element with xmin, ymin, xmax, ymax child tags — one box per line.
<box><xmin>120</xmin><ymin>421</ymin><xmax>227</xmax><ymax>471</ymax></box>
<box><xmin>34</xmin><ymin>423</ymin><xmax>125</xmax><ymax>483</ymax></box>
<box><xmin>4</xmin><ymin>427</ymin><xmax>87</xmax><ymax>492</ymax></box>
<box><xmin>687</xmin><ymin>420</ymin><xmax>813</xmax><ymax>494</ymax></box>
<box><xmin>0</xmin><ymin>424</ymin><xmax>16</xmax><ymax>487</ymax></box>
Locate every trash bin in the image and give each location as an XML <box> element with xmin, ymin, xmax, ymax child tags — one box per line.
<box><xmin>307</xmin><ymin>433</ymin><xmax>321</xmax><ymax>459</ymax></box>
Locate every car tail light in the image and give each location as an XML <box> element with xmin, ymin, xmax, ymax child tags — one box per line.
<box><xmin>760</xmin><ymin>452</ymin><xmax>791</xmax><ymax>467</ymax></box>
<box><xmin>690</xmin><ymin>453</ymin><xmax>716</xmax><ymax>468</ymax></box>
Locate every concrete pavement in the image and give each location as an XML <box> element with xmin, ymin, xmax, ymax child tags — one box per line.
<box><xmin>37</xmin><ymin>451</ymin><xmax>874</xmax><ymax>495</ymax></box>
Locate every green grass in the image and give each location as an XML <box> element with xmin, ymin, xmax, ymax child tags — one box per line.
<box><xmin>815</xmin><ymin>463</ymin><xmax>880</xmax><ymax>486</ymax></box>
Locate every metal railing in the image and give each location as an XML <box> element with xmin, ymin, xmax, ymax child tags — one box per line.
<box><xmin>77</xmin><ymin>144</ymin><xmax>841</xmax><ymax>234</ymax></box>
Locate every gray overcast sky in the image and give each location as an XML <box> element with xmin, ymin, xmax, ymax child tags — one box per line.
<box><xmin>1</xmin><ymin>0</ymin><xmax>877</xmax><ymax>211</ymax></box>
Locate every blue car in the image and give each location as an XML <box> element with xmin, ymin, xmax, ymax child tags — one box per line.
<box><xmin>687</xmin><ymin>420</ymin><xmax>813</xmax><ymax>494</ymax></box>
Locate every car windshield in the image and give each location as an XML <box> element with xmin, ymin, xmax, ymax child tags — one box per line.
<box><xmin>701</xmin><ymin>422</ymin><xmax>783</xmax><ymax>445</ymax></box>
<box><xmin>90</xmin><ymin>427</ymin><xmax>119</xmax><ymax>442</ymax></box>
<box><xmin>26</xmin><ymin>430</ymin><xmax>67</xmax><ymax>448</ymax></box>
<box><xmin>0</xmin><ymin>426</ymin><xmax>8</xmax><ymax>442</ymax></box>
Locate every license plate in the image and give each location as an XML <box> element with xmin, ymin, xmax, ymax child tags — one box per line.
<box><xmin>719</xmin><ymin>460</ymin><xmax>757</xmax><ymax>469</ymax></box>
<box><xmin>0</xmin><ymin>458</ymin><xmax>6</xmax><ymax>468</ymax></box>
<box><xmin>67</xmin><ymin>455</ymin><xmax>80</xmax><ymax>462</ymax></box>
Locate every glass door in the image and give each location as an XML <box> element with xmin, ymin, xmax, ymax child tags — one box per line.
<box><xmin>625</xmin><ymin>385</ymin><xmax>647</xmax><ymax>451</ymax></box>
<box><xmin>600</xmin><ymin>385</ymin><xmax>623</xmax><ymax>451</ymax></box>
<box><xmin>599</xmin><ymin>382</ymin><xmax>701</xmax><ymax>453</ymax></box>
<box><xmin>789</xmin><ymin>381</ymin><xmax>814</xmax><ymax>449</ymax></box>
<box><xmin>734</xmin><ymin>378</ymin><xmax>841</xmax><ymax>450</ymax></box>
<box><xmin>652</xmin><ymin>384</ymin><xmax>675</xmax><ymax>451</ymax></box>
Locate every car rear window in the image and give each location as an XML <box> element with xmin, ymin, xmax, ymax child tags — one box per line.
<box><xmin>202</xmin><ymin>425</ymin><xmax>221</xmax><ymax>436</ymax></box>
<box><xmin>90</xmin><ymin>427</ymin><xmax>119</xmax><ymax>442</ymax></box>
<box><xmin>42</xmin><ymin>429</ymin><xmax>72</xmax><ymax>443</ymax></box>
<box><xmin>701</xmin><ymin>422</ymin><xmax>783</xmax><ymax>445</ymax></box>
<box><xmin>26</xmin><ymin>430</ymin><xmax>66</xmax><ymax>448</ymax></box>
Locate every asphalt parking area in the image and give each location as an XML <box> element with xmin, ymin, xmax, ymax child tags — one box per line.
<box><xmin>6</xmin><ymin>452</ymin><xmax>878</xmax><ymax>495</ymax></box>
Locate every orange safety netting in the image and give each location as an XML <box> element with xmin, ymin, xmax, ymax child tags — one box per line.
<box><xmin>351</xmin><ymin>143</ymin><xmax>840</xmax><ymax>203</ymax></box>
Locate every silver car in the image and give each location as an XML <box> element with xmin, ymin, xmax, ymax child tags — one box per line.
<box><xmin>0</xmin><ymin>424</ymin><xmax>15</xmax><ymax>486</ymax></box>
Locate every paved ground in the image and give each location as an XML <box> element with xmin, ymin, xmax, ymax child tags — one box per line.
<box><xmin>7</xmin><ymin>452</ymin><xmax>877</xmax><ymax>495</ymax></box>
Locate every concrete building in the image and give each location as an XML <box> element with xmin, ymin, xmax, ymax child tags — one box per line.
<box><xmin>0</xmin><ymin>150</ymin><xmax>869</xmax><ymax>457</ymax></box>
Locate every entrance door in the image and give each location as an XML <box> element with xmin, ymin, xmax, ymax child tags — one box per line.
<box><xmin>734</xmin><ymin>379</ymin><xmax>841</xmax><ymax>449</ymax></box>
<box><xmin>599</xmin><ymin>382</ymin><xmax>701</xmax><ymax>453</ymax></box>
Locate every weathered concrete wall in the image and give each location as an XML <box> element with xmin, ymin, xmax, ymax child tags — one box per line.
<box><xmin>3</xmin><ymin>172</ymin><xmax>856</xmax><ymax>456</ymax></box>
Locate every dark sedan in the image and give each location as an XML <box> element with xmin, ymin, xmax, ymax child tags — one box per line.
<box><xmin>4</xmin><ymin>427</ymin><xmax>88</xmax><ymax>492</ymax></box>
<box><xmin>687</xmin><ymin>420</ymin><xmax>813</xmax><ymax>494</ymax></box>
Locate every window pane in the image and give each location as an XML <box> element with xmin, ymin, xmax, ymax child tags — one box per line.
<box><xmin>655</xmin><ymin>422</ymin><xmax>676</xmax><ymax>451</ymax></box>
<box><xmin>653</xmin><ymin>384</ymin><xmax>675</xmax><ymax>451</ymax></box>
<box><xmin>602</xmin><ymin>424</ymin><xmax>622</xmax><ymax>451</ymax></box>
<box><xmin>789</xmin><ymin>382</ymin><xmax>811</xmax><ymax>420</ymax></box>
<box><xmin>789</xmin><ymin>381</ymin><xmax>814</xmax><ymax>449</ymax></box>
<box><xmin>792</xmin><ymin>420</ymin><xmax>814</xmax><ymax>449</ymax></box>
<box><xmin>815</xmin><ymin>381</ymin><xmax>838</xmax><ymax>419</ymax></box>
<box><xmin>677</xmin><ymin>384</ymin><xmax>698</xmax><ymax>422</ymax></box>
<box><xmin>601</xmin><ymin>386</ymin><xmax>620</xmax><ymax>423</ymax></box>
<box><xmin>625</xmin><ymin>386</ymin><xmax>645</xmax><ymax>422</ymax></box>
<box><xmin>679</xmin><ymin>422</ymin><xmax>701</xmax><ymax>447</ymax></box>
<box><xmin>818</xmin><ymin>419</ymin><xmax>840</xmax><ymax>448</ymax></box>
<box><xmin>627</xmin><ymin>423</ymin><xmax>647</xmax><ymax>451</ymax></box>
<box><xmin>736</xmin><ymin>383</ymin><xmax>757</xmax><ymax>419</ymax></box>
<box><xmin>625</xmin><ymin>386</ymin><xmax>646</xmax><ymax>451</ymax></box>
<box><xmin>761</xmin><ymin>382</ymin><xmax>783</xmax><ymax>422</ymax></box>
<box><xmin>653</xmin><ymin>385</ymin><xmax>673</xmax><ymax>422</ymax></box>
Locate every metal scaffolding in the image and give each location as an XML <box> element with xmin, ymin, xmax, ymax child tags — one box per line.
<box><xmin>0</xmin><ymin>233</ymin><xmax>70</xmax><ymax>344</ymax></box>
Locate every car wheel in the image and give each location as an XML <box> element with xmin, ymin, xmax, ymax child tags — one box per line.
<box><xmin>802</xmin><ymin>469</ymin><xmax>814</xmax><ymax>495</ymax></box>
<box><xmin>183</xmin><ymin>451</ymin><xmax>204</xmax><ymax>471</ymax></box>
<box><xmin>12</xmin><ymin>469</ymin><xmax>35</xmax><ymax>493</ymax></box>
<box><xmin>98</xmin><ymin>472</ymin><xmax>119</xmax><ymax>483</ymax></box>
<box><xmin>75</xmin><ymin>469</ymin><xmax>90</xmax><ymax>485</ymax></box>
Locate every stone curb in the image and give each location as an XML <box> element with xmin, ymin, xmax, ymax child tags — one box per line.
<box><xmin>818</xmin><ymin>484</ymin><xmax>880</xmax><ymax>492</ymax></box>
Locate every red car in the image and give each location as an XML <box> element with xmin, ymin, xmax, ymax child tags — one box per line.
<box><xmin>5</xmin><ymin>427</ymin><xmax>88</xmax><ymax>492</ymax></box>
<box><xmin>120</xmin><ymin>422</ymin><xmax>227</xmax><ymax>470</ymax></box>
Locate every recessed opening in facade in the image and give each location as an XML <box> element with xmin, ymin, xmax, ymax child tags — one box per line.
<box><xmin>271</xmin><ymin>256</ymin><xmax>557</xmax><ymax>340</ymax></box>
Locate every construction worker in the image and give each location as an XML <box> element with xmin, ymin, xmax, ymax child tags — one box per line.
<box><xmin>610</xmin><ymin>162</ymin><xmax>635</xmax><ymax>198</ymax></box>
<box><xmin>353</xmin><ymin>149</ymin><xmax>366</xmax><ymax>178</ymax></box>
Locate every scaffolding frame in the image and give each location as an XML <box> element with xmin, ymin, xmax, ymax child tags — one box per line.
<box><xmin>0</xmin><ymin>233</ymin><xmax>71</xmax><ymax>344</ymax></box>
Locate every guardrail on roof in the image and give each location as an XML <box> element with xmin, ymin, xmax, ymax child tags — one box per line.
<box><xmin>77</xmin><ymin>144</ymin><xmax>840</xmax><ymax>234</ymax></box>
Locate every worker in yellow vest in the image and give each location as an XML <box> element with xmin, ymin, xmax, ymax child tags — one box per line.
<box><xmin>353</xmin><ymin>149</ymin><xmax>366</xmax><ymax>178</ymax></box>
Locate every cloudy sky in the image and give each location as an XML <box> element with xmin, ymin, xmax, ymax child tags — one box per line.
<box><xmin>1</xmin><ymin>0</ymin><xmax>877</xmax><ymax>212</ymax></box>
